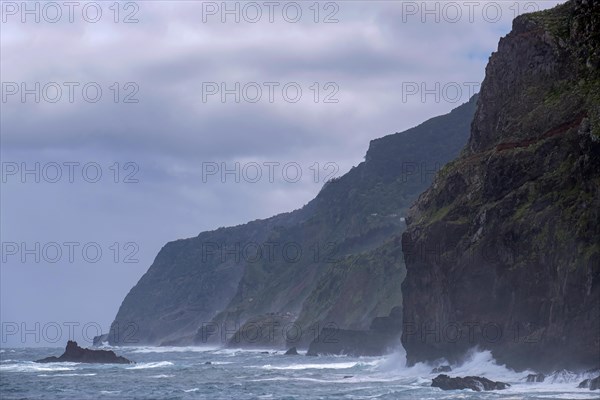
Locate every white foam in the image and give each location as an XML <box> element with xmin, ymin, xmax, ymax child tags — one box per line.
<box><xmin>374</xmin><ymin>346</ymin><xmax>600</xmax><ymax>397</ymax></box>
<box><xmin>260</xmin><ymin>361</ymin><xmax>364</xmax><ymax>370</ymax></box>
<box><xmin>129</xmin><ymin>346</ymin><xmax>218</xmax><ymax>354</ymax></box>
<box><xmin>377</xmin><ymin>346</ymin><xmax>532</xmax><ymax>381</ymax></box>
<box><xmin>449</xmin><ymin>348</ymin><xmax>535</xmax><ymax>382</ymax></box>
<box><xmin>183</xmin><ymin>388</ymin><xmax>199</xmax><ymax>393</ymax></box>
<box><xmin>248</xmin><ymin>375</ymin><xmax>402</xmax><ymax>384</ymax></box>
<box><xmin>147</xmin><ymin>374</ymin><xmax>174</xmax><ymax>378</ymax></box>
<box><xmin>127</xmin><ymin>361</ymin><xmax>174</xmax><ymax>369</ymax></box>
<box><xmin>38</xmin><ymin>373</ymin><xmax>97</xmax><ymax>377</ymax></box>
<box><xmin>212</xmin><ymin>348</ymin><xmax>275</xmax><ymax>356</ymax></box>
<box><xmin>0</xmin><ymin>361</ymin><xmax>77</xmax><ymax>373</ymax></box>
<box><xmin>376</xmin><ymin>347</ymin><xmax>432</xmax><ymax>376</ymax></box>
<box><xmin>210</xmin><ymin>348</ymin><xmax>240</xmax><ymax>356</ymax></box>
<box><xmin>532</xmin><ymin>395</ymin><xmax>600</xmax><ymax>399</ymax></box>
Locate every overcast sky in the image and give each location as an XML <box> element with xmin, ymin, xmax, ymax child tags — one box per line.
<box><xmin>0</xmin><ymin>0</ymin><xmax>563</xmax><ymax>347</ymax></box>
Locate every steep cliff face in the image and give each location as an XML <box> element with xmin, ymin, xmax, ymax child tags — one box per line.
<box><xmin>107</xmin><ymin>215</ymin><xmax>297</xmax><ymax>345</ymax></box>
<box><xmin>402</xmin><ymin>0</ymin><xmax>600</xmax><ymax>372</ymax></box>
<box><xmin>108</xmin><ymin>96</ymin><xmax>478</xmax><ymax>347</ymax></box>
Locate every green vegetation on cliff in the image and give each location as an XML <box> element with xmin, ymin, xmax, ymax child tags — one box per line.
<box><xmin>402</xmin><ymin>0</ymin><xmax>599</xmax><ymax>372</ymax></box>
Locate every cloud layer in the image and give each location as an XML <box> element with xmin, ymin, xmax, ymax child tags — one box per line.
<box><xmin>0</xmin><ymin>0</ymin><xmax>563</xmax><ymax>346</ymax></box>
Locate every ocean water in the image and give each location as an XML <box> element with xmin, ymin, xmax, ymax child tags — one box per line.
<box><xmin>0</xmin><ymin>346</ymin><xmax>597</xmax><ymax>399</ymax></box>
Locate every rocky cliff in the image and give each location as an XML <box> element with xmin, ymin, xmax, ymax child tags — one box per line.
<box><xmin>401</xmin><ymin>0</ymin><xmax>600</xmax><ymax>372</ymax></box>
<box><xmin>108</xmin><ymin>96</ymin><xmax>478</xmax><ymax>347</ymax></box>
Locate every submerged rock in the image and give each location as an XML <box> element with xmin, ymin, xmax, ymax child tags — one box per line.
<box><xmin>578</xmin><ymin>376</ymin><xmax>600</xmax><ymax>390</ymax></box>
<box><xmin>35</xmin><ymin>341</ymin><xmax>132</xmax><ymax>364</ymax></box>
<box><xmin>432</xmin><ymin>374</ymin><xmax>510</xmax><ymax>391</ymax></box>
<box><xmin>431</xmin><ymin>365</ymin><xmax>452</xmax><ymax>374</ymax></box>
<box><xmin>284</xmin><ymin>347</ymin><xmax>299</xmax><ymax>355</ymax></box>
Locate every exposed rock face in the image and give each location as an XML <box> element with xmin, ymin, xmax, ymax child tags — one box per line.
<box><xmin>305</xmin><ymin>303</ymin><xmax>402</xmax><ymax>356</ymax></box>
<box><xmin>432</xmin><ymin>374</ymin><xmax>510</xmax><ymax>391</ymax></box>
<box><xmin>578</xmin><ymin>375</ymin><xmax>600</xmax><ymax>390</ymax></box>
<box><xmin>369</xmin><ymin>306</ymin><xmax>403</xmax><ymax>334</ymax></box>
<box><xmin>109</xmin><ymin>95</ymin><xmax>478</xmax><ymax>346</ymax></box>
<box><xmin>35</xmin><ymin>341</ymin><xmax>132</xmax><ymax>364</ymax></box>
<box><xmin>402</xmin><ymin>0</ymin><xmax>600</xmax><ymax>372</ymax></box>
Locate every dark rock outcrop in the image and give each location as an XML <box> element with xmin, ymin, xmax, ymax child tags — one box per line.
<box><xmin>526</xmin><ymin>373</ymin><xmax>545</xmax><ymax>383</ymax></box>
<box><xmin>578</xmin><ymin>375</ymin><xmax>600</xmax><ymax>390</ymax></box>
<box><xmin>432</xmin><ymin>374</ymin><xmax>510</xmax><ymax>391</ymax></box>
<box><xmin>305</xmin><ymin>303</ymin><xmax>402</xmax><ymax>356</ymax></box>
<box><xmin>284</xmin><ymin>347</ymin><xmax>299</xmax><ymax>355</ymax></box>
<box><xmin>35</xmin><ymin>341</ymin><xmax>132</xmax><ymax>364</ymax></box>
<box><xmin>432</xmin><ymin>365</ymin><xmax>452</xmax><ymax>374</ymax></box>
<box><xmin>402</xmin><ymin>0</ymin><xmax>600</xmax><ymax>372</ymax></box>
<box><xmin>369</xmin><ymin>306</ymin><xmax>403</xmax><ymax>334</ymax></box>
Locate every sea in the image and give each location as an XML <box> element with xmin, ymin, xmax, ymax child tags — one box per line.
<box><xmin>1</xmin><ymin>346</ymin><xmax>598</xmax><ymax>399</ymax></box>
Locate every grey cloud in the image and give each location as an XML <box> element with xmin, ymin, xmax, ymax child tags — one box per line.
<box><xmin>0</xmin><ymin>0</ymin><xmax>567</xmax><ymax>347</ymax></box>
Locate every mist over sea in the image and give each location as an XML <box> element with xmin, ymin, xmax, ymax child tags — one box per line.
<box><xmin>1</xmin><ymin>346</ymin><xmax>597</xmax><ymax>399</ymax></box>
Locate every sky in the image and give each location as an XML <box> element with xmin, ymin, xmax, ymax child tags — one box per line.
<box><xmin>0</xmin><ymin>0</ymin><xmax>564</xmax><ymax>347</ymax></box>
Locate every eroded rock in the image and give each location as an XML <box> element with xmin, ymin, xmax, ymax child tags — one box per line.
<box><xmin>35</xmin><ymin>341</ymin><xmax>132</xmax><ymax>364</ymax></box>
<box><xmin>432</xmin><ymin>374</ymin><xmax>510</xmax><ymax>391</ymax></box>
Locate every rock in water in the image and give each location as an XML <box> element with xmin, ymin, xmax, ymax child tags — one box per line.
<box><xmin>432</xmin><ymin>374</ymin><xmax>510</xmax><ymax>391</ymax></box>
<box><xmin>35</xmin><ymin>341</ymin><xmax>132</xmax><ymax>364</ymax></box>
<box><xmin>284</xmin><ymin>347</ymin><xmax>299</xmax><ymax>355</ymax></box>
<box><xmin>526</xmin><ymin>373</ymin><xmax>546</xmax><ymax>382</ymax></box>
<box><xmin>578</xmin><ymin>379</ymin><xmax>591</xmax><ymax>388</ymax></box>
<box><xmin>578</xmin><ymin>376</ymin><xmax>600</xmax><ymax>390</ymax></box>
<box><xmin>431</xmin><ymin>365</ymin><xmax>452</xmax><ymax>374</ymax></box>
